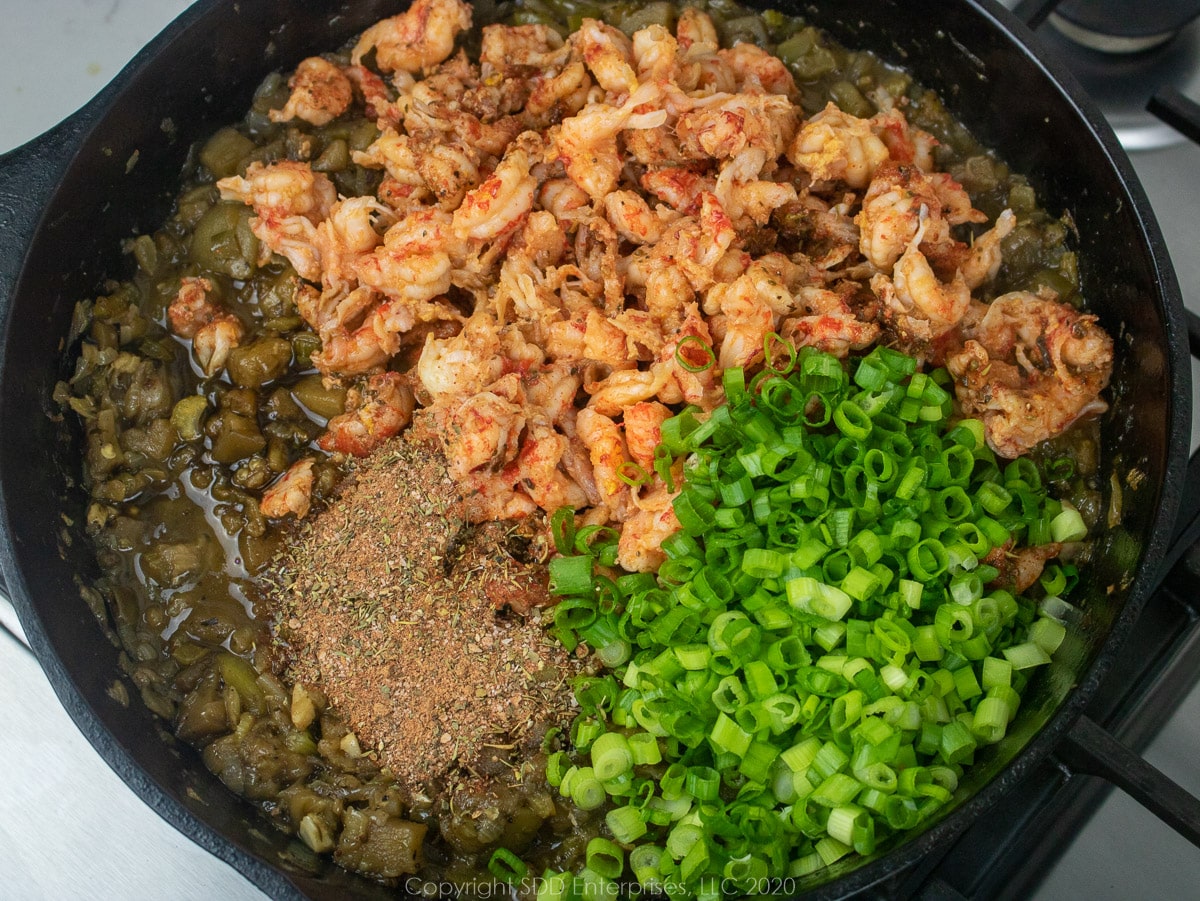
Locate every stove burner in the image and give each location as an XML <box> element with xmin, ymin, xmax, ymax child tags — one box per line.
<box><xmin>1049</xmin><ymin>12</ymin><xmax>1184</xmax><ymax>54</ymax></box>
<box><xmin>1047</xmin><ymin>0</ymin><xmax>1200</xmax><ymax>53</ymax></box>
<box><xmin>1033</xmin><ymin>17</ymin><xmax>1200</xmax><ymax>150</ymax></box>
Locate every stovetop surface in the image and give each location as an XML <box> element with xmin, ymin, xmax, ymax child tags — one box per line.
<box><xmin>3</xmin><ymin>1</ymin><xmax>1200</xmax><ymax>899</ymax></box>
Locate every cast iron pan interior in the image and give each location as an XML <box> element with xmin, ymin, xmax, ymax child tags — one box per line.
<box><xmin>0</xmin><ymin>0</ymin><xmax>1187</xmax><ymax>898</ymax></box>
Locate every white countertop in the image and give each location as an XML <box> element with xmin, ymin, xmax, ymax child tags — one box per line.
<box><xmin>4</xmin><ymin>2</ymin><xmax>1200</xmax><ymax>900</ymax></box>
<box><xmin>1</xmin><ymin>0</ymin><xmax>191</xmax><ymax>155</ymax></box>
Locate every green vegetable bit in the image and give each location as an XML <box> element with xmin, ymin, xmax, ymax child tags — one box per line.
<box><xmin>545</xmin><ymin>346</ymin><xmax>1081</xmax><ymax>897</ymax></box>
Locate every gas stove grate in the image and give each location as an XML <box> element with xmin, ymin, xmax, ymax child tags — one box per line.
<box><xmin>1011</xmin><ymin>0</ymin><xmax>1200</xmax><ymax>150</ymax></box>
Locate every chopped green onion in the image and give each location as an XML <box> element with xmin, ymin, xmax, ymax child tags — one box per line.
<box><xmin>952</xmin><ymin>665</ymin><xmax>982</xmax><ymax>701</ymax></box>
<box><xmin>618</xmin><ymin>460</ymin><xmax>651</xmax><ymax>487</ymax></box>
<box><xmin>815</xmin><ymin>835</ymin><xmax>852</xmax><ymax>866</ymax></box>
<box><xmin>1040</xmin><ymin>594</ymin><xmax>1080</xmax><ymax>624</ymax></box>
<box><xmin>679</xmin><ymin>836</ymin><xmax>711</xmax><ymax>882</ymax></box>
<box><xmin>908</xmin><ymin>539</ymin><xmax>949</xmax><ymax>581</ymax></box>
<box><xmin>811</xmin><ymin>772</ymin><xmax>861</xmax><ymax>808</ymax></box>
<box><xmin>1002</xmin><ymin>641</ymin><xmax>1052</xmax><ymax>670</ymax></box>
<box><xmin>551</xmin><ymin>506</ymin><xmax>577</xmax><ymax>556</ymax></box>
<box><xmin>586</xmin><ymin>837</ymin><xmax>624</xmax><ymax>880</ymax></box>
<box><xmin>550</xmin><ymin>556</ymin><xmax>594</xmax><ymax>596</ymax></box>
<box><xmin>762</xmin><ymin>693</ymin><xmax>803</xmax><ymax>733</ymax></box>
<box><xmin>674</xmin><ymin>335</ymin><xmax>716</xmax><ymax>373</ymax></box>
<box><xmin>539</xmin><ymin>346</ymin><xmax>1083</xmax><ymax>892</ymax></box>
<box><xmin>764</xmin><ymin>332</ymin><xmax>797</xmax><ymax>374</ymax></box>
<box><xmin>1050</xmin><ymin>505</ymin><xmax>1088</xmax><ymax>542</ymax></box>
<box><xmin>723</xmin><ymin>366</ymin><xmax>747</xmax><ymax>403</ymax></box>
<box><xmin>1047</xmin><ymin>457</ymin><xmax>1076</xmax><ymax>480</ymax></box>
<box><xmin>710</xmin><ymin>714</ymin><xmax>752</xmax><ymax>758</ymax></box>
<box><xmin>1029</xmin><ymin>617</ymin><xmax>1067</xmax><ymax>654</ymax></box>
<box><xmin>546</xmin><ymin>751</ymin><xmax>569</xmax><ymax>788</ymax></box>
<box><xmin>742</xmin><ymin>547</ymin><xmax>785</xmax><ymax>578</ymax></box>
<box><xmin>571</xmin><ymin>767</ymin><xmax>607</xmax><ymax>810</ymax></box>
<box><xmin>591</xmin><ymin>732</ymin><xmax>633</xmax><ymax>781</ymax></box>
<box><xmin>630</xmin><ymin>845</ymin><xmax>666</xmax><ymax>889</ymax></box>
<box><xmin>981</xmin><ymin>656</ymin><xmax>1013</xmax><ymax>690</ymax></box>
<box><xmin>739</xmin><ymin>741</ymin><xmax>781</xmax><ymax>782</ymax></box>
<box><xmin>653</xmin><ymin>444</ymin><xmax>677</xmax><ymax>493</ymax></box>
<box><xmin>537</xmin><ymin>870</ymin><xmax>568</xmax><ymax>901</ymax></box>
<box><xmin>673</xmin><ymin>489</ymin><xmax>717</xmax><ymax>535</ymax></box>
<box><xmin>660</xmin><ymin>410</ymin><xmax>700</xmax><ymax>454</ymax></box>
<box><xmin>489</xmin><ymin>848</ymin><xmax>528</xmax><ymax>885</ymax></box>
<box><xmin>628</xmin><ymin>732</ymin><xmax>662</xmax><ymax>766</ymax></box>
<box><xmin>666</xmin><ymin>822</ymin><xmax>705</xmax><ymax>860</ymax></box>
<box><xmin>972</xmin><ymin>696</ymin><xmax>1009</xmax><ymax>743</ymax></box>
<box><xmin>571</xmin><ymin>717</ymin><xmax>605</xmax><ymax>752</ymax></box>
<box><xmin>977</xmin><ymin>481</ymin><xmax>1012</xmax><ymax>515</ymax></box>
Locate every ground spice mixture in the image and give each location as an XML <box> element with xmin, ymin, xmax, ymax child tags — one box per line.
<box><xmin>264</xmin><ymin>436</ymin><xmax>587</xmax><ymax>793</ymax></box>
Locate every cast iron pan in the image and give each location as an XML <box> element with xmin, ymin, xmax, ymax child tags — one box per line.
<box><xmin>0</xmin><ymin>0</ymin><xmax>1194</xmax><ymax>897</ymax></box>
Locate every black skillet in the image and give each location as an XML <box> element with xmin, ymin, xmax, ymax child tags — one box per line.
<box><xmin>0</xmin><ymin>0</ymin><xmax>1195</xmax><ymax>897</ymax></box>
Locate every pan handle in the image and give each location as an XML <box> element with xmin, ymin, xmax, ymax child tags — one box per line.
<box><xmin>1057</xmin><ymin>713</ymin><xmax>1200</xmax><ymax>847</ymax></box>
<box><xmin>0</xmin><ymin>106</ymin><xmax>102</xmax><ymax>321</ymax></box>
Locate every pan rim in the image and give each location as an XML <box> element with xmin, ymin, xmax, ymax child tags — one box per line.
<box><xmin>0</xmin><ymin>0</ymin><xmax>1190</xmax><ymax>897</ymax></box>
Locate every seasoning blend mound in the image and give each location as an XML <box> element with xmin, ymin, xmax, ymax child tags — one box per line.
<box><xmin>265</xmin><ymin>437</ymin><xmax>585</xmax><ymax>793</ymax></box>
